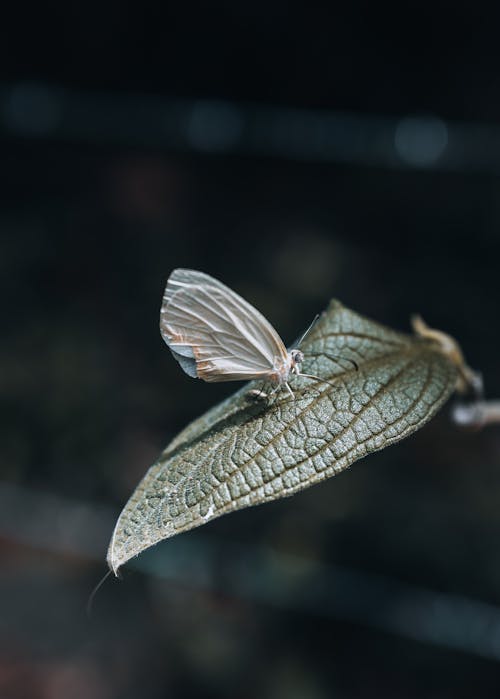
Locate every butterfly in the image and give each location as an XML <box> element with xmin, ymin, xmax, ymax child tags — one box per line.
<box><xmin>160</xmin><ymin>269</ymin><xmax>354</xmax><ymax>397</ymax></box>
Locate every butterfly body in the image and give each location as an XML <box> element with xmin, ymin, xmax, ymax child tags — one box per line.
<box><xmin>160</xmin><ymin>269</ymin><xmax>306</xmax><ymax>392</ymax></box>
<box><xmin>271</xmin><ymin>348</ymin><xmax>304</xmax><ymax>385</ymax></box>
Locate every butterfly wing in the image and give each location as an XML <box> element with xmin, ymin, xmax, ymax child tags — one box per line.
<box><xmin>160</xmin><ymin>269</ymin><xmax>289</xmax><ymax>382</ymax></box>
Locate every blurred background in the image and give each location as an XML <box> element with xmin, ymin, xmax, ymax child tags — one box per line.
<box><xmin>2</xmin><ymin>2</ymin><xmax>500</xmax><ymax>697</ymax></box>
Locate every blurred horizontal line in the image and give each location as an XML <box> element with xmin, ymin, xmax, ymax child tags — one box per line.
<box><xmin>2</xmin><ymin>479</ymin><xmax>500</xmax><ymax>661</ymax></box>
<box><xmin>1</xmin><ymin>82</ymin><xmax>500</xmax><ymax>173</ymax></box>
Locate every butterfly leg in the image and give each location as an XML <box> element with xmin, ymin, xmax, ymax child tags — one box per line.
<box><xmin>284</xmin><ymin>382</ymin><xmax>295</xmax><ymax>399</ymax></box>
<box><xmin>245</xmin><ymin>386</ymin><xmax>269</xmax><ymax>402</ymax></box>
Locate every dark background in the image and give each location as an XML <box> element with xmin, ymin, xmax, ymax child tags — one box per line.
<box><xmin>2</xmin><ymin>3</ymin><xmax>500</xmax><ymax>698</ymax></box>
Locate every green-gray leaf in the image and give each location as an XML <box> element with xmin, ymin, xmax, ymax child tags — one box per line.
<box><xmin>108</xmin><ymin>300</ymin><xmax>458</xmax><ymax>574</ymax></box>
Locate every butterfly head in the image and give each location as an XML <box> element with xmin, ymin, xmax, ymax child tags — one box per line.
<box><xmin>290</xmin><ymin>348</ymin><xmax>304</xmax><ymax>373</ymax></box>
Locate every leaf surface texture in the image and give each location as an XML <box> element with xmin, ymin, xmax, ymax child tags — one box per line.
<box><xmin>108</xmin><ymin>300</ymin><xmax>457</xmax><ymax>573</ymax></box>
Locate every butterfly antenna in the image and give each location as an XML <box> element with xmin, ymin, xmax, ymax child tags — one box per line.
<box><xmin>86</xmin><ymin>569</ymin><xmax>114</xmax><ymax>617</ymax></box>
<box><xmin>295</xmin><ymin>314</ymin><xmax>320</xmax><ymax>347</ymax></box>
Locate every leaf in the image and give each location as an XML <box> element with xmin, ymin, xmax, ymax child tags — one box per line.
<box><xmin>107</xmin><ymin>300</ymin><xmax>459</xmax><ymax>574</ymax></box>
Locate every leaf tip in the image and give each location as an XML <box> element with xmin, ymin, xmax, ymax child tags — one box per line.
<box><xmin>106</xmin><ymin>520</ymin><xmax>124</xmax><ymax>577</ymax></box>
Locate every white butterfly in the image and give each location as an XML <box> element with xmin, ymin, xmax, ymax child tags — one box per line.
<box><xmin>160</xmin><ymin>269</ymin><xmax>320</xmax><ymax>397</ymax></box>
